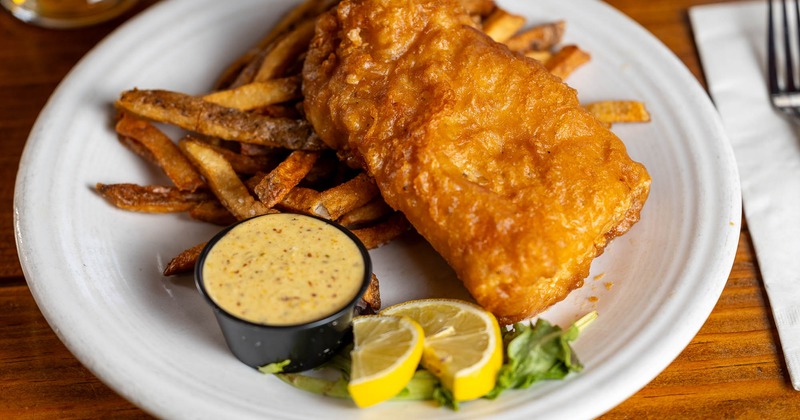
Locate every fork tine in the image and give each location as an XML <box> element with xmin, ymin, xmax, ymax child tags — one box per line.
<box><xmin>793</xmin><ymin>0</ymin><xmax>800</xmax><ymax>122</ymax></box>
<box><xmin>783</xmin><ymin>0</ymin><xmax>797</xmax><ymax>91</ymax></box>
<box><xmin>769</xmin><ymin>0</ymin><xmax>780</xmax><ymax>95</ymax></box>
<box><xmin>795</xmin><ymin>0</ymin><xmax>800</xmax><ymax>85</ymax></box>
<box><xmin>767</xmin><ymin>0</ymin><xmax>800</xmax><ymax>115</ymax></box>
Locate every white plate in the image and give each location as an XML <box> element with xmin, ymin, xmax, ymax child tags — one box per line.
<box><xmin>14</xmin><ymin>0</ymin><xmax>741</xmax><ymax>418</ymax></box>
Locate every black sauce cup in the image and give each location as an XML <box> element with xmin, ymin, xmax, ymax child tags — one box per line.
<box><xmin>195</xmin><ymin>214</ymin><xmax>373</xmax><ymax>373</ymax></box>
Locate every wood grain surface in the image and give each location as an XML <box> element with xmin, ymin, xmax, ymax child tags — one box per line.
<box><xmin>2</xmin><ymin>0</ymin><xmax>798</xmax><ymax>418</ymax></box>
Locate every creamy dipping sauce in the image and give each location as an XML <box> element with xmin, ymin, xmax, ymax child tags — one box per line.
<box><xmin>202</xmin><ymin>214</ymin><xmax>366</xmax><ymax>326</ymax></box>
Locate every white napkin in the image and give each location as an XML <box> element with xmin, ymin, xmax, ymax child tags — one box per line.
<box><xmin>691</xmin><ymin>1</ymin><xmax>800</xmax><ymax>390</ymax></box>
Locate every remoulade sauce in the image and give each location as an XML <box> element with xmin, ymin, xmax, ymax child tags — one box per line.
<box><xmin>201</xmin><ymin>214</ymin><xmax>366</xmax><ymax>326</ymax></box>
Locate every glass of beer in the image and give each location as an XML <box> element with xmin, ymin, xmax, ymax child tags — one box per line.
<box><xmin>1</xmin><ymin>0</ymin><xmax>138</xmax><ymax>28</ymax></box>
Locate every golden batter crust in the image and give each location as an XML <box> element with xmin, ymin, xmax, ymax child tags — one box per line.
<box><xmin>303</xmin><ymin>0</ymin><xmax>651</xmax><ymax>324</ymax></box>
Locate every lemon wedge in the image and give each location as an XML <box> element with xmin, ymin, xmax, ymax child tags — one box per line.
<box><xmin>348</xmin><ymin>315</ymin><xmax>424</xmax><ymax>408</ymax></box>
<box><xmin>381</xmin><ymin>299</ymin><xmax>503</xmax><ymax>402</ymax></box>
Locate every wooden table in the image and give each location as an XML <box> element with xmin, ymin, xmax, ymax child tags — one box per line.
<box><xmin>2</xmin><ymin>0</ymin><xmax>798</xmax><ymax>418</ymax></box>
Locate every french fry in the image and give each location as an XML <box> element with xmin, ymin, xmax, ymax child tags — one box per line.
<box><xmin>350</xmin><ymin>212</ymin><xmax>411</xmax><ymax>249</ymax></box>
<box><xmin>244</xmin><ymin>170</ymin><xmax>268</xmax><ymax>192</ymax></box>
<box><xmin>95</xmin><ymin>183</ymin><xmax>211</xmax><ymax>213</ymax></box>
<box><xmin>585</xmin><ymin>100</ymin><xmax>652</xmax><ymax>124</ymax></box>
<box><xmin>524</xmin><ymin>50</ymin><xmax>553</xmax><ymax>63</ymax></box>
<box><xmin>300</xmin><ymin>150</ymin><xmax>345</xmax><ymax>189</ymax></box>
<box><xmin>337</xmin><ymin>199</ymin><xmax>393</xmax><ymax>228</ymax></box>
<box><xmin>253</xmin><ymin>103</ymin><xmax>303</xmax><ymax>119</ymax></box>
<box><xmin>258</xmin><ymin>0</ymin><xmax>338</xmax><ymax>49</ymax></box>
<box><xmin>179</xmin><ymin>136</ymin><xmax>277</xmax><ymax>175</ymax></box>
<box><xmin>116</xmin><ymin>89</ymin><xmax>326</xmax><ymax>150</ymax></box>
<box><xmin>188</xmin><ymin>200</ymin><xmax>237</xmax><ymax>226</ymax></box>
<box><xmin>253</xmin><ymin>150</ymin><xmax>320</xmax><ymax>208</ymax></box>
<box><xmin>115</xmin><ymin>113</ymin><xmax>206</xmax><ymax>192</ymax></box>
<box><xmin>545</xmin><ymin>45</ymin><xmax>591</xmax><ymax>80</ymax></box>
<box><xmin>227</xmin><ymin>47</ymin><xmax>272</xmax><ymax>90</ymax></box>
<box><xmin>254</xmin><ymin>19</ymin><xmax>316</xmax><ymax>82</ymax></box>
<box><xmin>274</xmin><ymin>186</ymin><xmax>321</xmax><ymax>215</ymax></box>
<box><xmin>217</xmin><ymin>0</ymin><xmax>338</xmax><ymax>89</ymax></box>
<box><xmin>239</xmin><ymin>142</ymin><xmax>285</xmax><ymax>158</ymax></box>
<box><xmin>229</xmin><ymin>18</ymin><xmax>314</xmax><ymax>88</ymax></box>
<box><xmin>312</xmin><ymin>172</ymin><xmax>380</xmax><ymax>220</ymax></box>
<box><xmin>116</xmin><ymin>129</ymin><xmax>157</xmax><ymax>164</ymax></box>
<box><xmin>459</xmin><ymin>0</ymin><xmax>496</xmax><ymax>18</ymax></box>
<box><xmin>356</xmin><ymin>273</ymin><xmax>381</xmax><ymax>314</ymax></box>
<box><xmin>163</xmin><ymin>241</ymin><xmax>207</xmax><ymax>276</ymax></box>
<box><xmin>482</xmin><ymin>8</ymin><xmax>526</xmax><ymax>43</ymax></box>
<box><xmin>203</xmin><ymin>77</ymin><xmax>301</xmax><ymax>111</ymax></box>
<box><xmin>216</xmin><ymin>49</ymin><xmax>263</xmax><ymax>91</ymax></box>
<box><xmin>505</xmin><ymin>20</ymin><xmax>565</xmax><ymax>53</ymax></box>
<box><xmin>179</xmin><ymin>140</ymin><xmax>274</xmax><ymax>220</ymax></box>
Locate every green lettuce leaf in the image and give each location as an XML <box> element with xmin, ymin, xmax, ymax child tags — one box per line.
<box><xmin>275</xmin><ymin>373</ymin><xmax>351</xmax><ymax>399</ymax></box>
<box><xmin>486</xmin><ymin>311</ymin><xmax>597</xmax><ymax>399</ymax></box>
<box><xmin>259</xmin><ymin>311</ymin><xmax>596</xmax><ymax>409</ymax></box>
<box><xmin>258</xmin><ymin>359</ymin><xmax>291</xmax><ymax>374</ymax></box>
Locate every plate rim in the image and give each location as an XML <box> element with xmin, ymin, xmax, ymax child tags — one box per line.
<box><xmin>13</xmin><ymin>0</ymin><xmax>742</xmax><ymax>418</ymax></box>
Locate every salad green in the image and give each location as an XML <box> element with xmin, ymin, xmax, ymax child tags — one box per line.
<box><xmin>259</xmin><ymin>311</ymin><xmax>597</xmax><ymax>409</ymax></box>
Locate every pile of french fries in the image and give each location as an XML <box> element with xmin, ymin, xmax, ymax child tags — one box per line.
<box><xmin>97</xmin><ymin>0</ymin><xmax>650</xmax><ymax>310</ymax></box>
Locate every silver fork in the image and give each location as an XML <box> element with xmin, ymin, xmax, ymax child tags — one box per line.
<box><xmin>768</xmin><ymin>0</ymin><xmax>800</xmax><ymax>116</ymax></box>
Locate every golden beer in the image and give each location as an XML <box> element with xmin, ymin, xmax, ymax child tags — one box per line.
<box><xmin>1</xmin><ymin>0</ymin><xmax>138</xmax><ymax>28</ymax></box>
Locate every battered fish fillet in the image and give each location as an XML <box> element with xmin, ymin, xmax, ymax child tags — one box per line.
<box><xmin>303</xmin><ymin>0</ymin><xmax>651</xmax><ymax>324</ymax></box>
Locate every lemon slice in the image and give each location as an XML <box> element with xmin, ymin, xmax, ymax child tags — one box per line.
<box><xmin>348</xmin><ymin>315</ymin><xmax>424</xmax><ymax>408</ymax></box>
<box><xmin>381</xmin><ymin>299</ymin><xmax>503</xmax><ymax>402</ymax></box>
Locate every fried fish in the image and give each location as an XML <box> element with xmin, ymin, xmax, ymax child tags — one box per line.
<box><xmin>302</xmin><ymin>0</ymin><xmax>651</xmax><ymax>324</ymax></box>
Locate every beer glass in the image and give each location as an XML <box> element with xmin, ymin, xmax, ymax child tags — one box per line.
<box><xmin>1</xmin><ymin>0</ymin><xmax>138</xmax><ymax>28</ymax></box>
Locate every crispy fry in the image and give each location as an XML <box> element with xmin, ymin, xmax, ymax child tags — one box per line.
<box><xmin>179</xmin><ymin>136</ymin><xmax>277</xmax><ymax>175</ymax></box>
<box><xmin>203</xmin><ymin>77</ymin><xmax>301</xmax><ymax>111</ymax></box>
<box><xmin>228</xmin><ymin>47</ymin><xmax>272</xmax><ymax>89</ymax></box>
<box><xmin>179</xmin><ymin>140</ymin><xmax>273</xmax><ymax>220</ymax></box>
<box><xmin>524</xmin><ymin>50</ymin><xmax>552</xmax><ymax>63</ymax></box>
<box><xmin>505</xmin><ymin>20</ymin><xmax>565</xmax><ymax>52</ymax></box>
<box><xmin>337</xmin><ymin>199</ymin><xmax>393</xmax><ymax>228</ymax></box>
<box><xmin>163</xmin><ymin>241</ymin><xmax>207</xmax><ymax>276</ymax></box>
<box><xmin>254</xmin><ymin>19</ymin><xmax>316</xmax><ymax>82</ymax></box>
<box><xmin>116</xmin><ymin>89</ymin><xmax>325</xmax><ymax>150</ymax></box>
<box><xmin>115</xmin><ymin>113</ymin><xmax>205</xmax><ymax>191</ymax></box>
<box><xmin>217</xmin><ymin>0</ymin><xmax>339</xmax><ymax>88</ymax></box>
<box><xmin>252</xmin><ymin>0</ymin><xmax>337</xmax><ymax>54</ymax></box>
<box><xmin>116</xmin><ymin>129</ymin><xmax>157</xmax><ymax>164</ymax></box>
<box><xmin>239</xmin><ymin>142</ymin><xmax>282</xmax><ymax>158</ymax></box>
<box><xmin>482</xmin><ymin>8</ymin><xmax>526</xmax><ymax>43</ymax></box>
<box><xmin>545</xmin><ymin>44</ymin><xmax>591</xmax><ymax>79</ymax></box>
<box><xmin>253</xmin><ymin>103</ymin><xmax>303</xmax><ymax>119</ymax></box>
<box><xmin>299</xmin><ymin>150</ymin><xmax>346</xmax><ymax>189</ymax></box>
<box><xmin>364</xmin><ymin>273</ymin><xmax>381</xmax><ymax>311</ymax></box>
<box><xmin>254</xmin><ymin>150</ymin><xmax>320</xmax><ymax>207</ymax></box>
<box><xmin>244</xmin><ymin>171</ymin><xmax>268</xmax><ymax>192</ymax></box>
<box><xmin>350</xmin><ymin>212</ymin><xmax>411</xmax><ymax>249</ymax></box>
<box><xmin>459</xmin><ymin>0</ymin><xmax>495</xmax><ymax>18</ymax></box>
<box><xmin>274</xmin><ymin>186</ymin><xmax>321</xmax><ymax>215</ymax></box>
<box><xmin>312</xmin><ymin>172</ymin><xmax>380</xmax><ymax>220</ymax></box>
<box><xmin>95</xmin><ymin>183</ymin><xmax>211</xmax><ymax>213</ymax></box>
<box><xmin>189</xmin><ymin>200</ymin><xmax>238</xmax><ymax>226</ymax></box>
<box><xmin>355</xmin><ymin>273</ymin><xmax>381</xmax><ymax>314</ymax></box>
<box><xmin>584</xmin><ymin>100</ymin><xmax>651</xmax><ymax>124</ymax></box>
<box><xmin>216</xmin><ymin>50</ymin><xmax>262</xmax><ymax>91</ymax></box>
<box><xmin>260</xmin><ymin>0</ymin><xmax>338</xmax><ymax>47</ymax></box>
